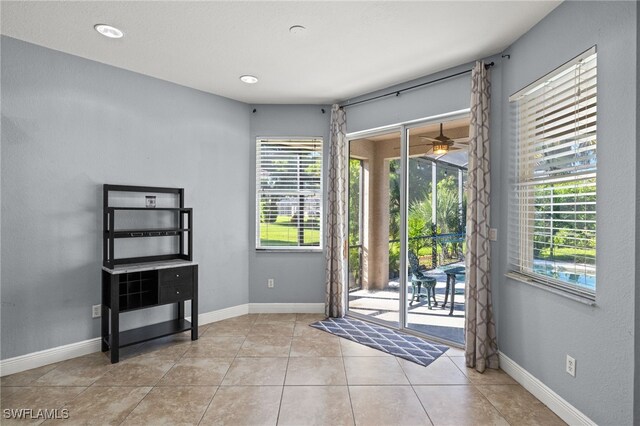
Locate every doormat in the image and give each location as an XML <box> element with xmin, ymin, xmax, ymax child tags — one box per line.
<box><xmin>310</xmin><ymin>317</ymin><xmax>449</xmax><ymax>367</ymax></box>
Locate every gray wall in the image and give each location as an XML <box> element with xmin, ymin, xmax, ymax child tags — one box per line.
<box><xmin>345</xmin><ymin>63</ymin><xmax>472</xmax><ymax>134</ymax></box>
<box><xmin>248</xmin><ymin>105</ymin><xmax>330</xmax><ymax>304</ymax></box>
<box><xmin>635</xmin><ymin>3</ymin><xmax>640</xmax><ymax>423</ymax></box>
<box><xmin>496</xmin><ymin>2</ymin><xmax>637</xmax><ymax>424</ymax></box>
<box><xmin>1</xmin><ymin>37</ymin><xmax>251</xmax><ymax>359</ymax></box>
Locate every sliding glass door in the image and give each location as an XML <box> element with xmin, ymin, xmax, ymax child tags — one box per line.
<box><xmin>347</xmin><ymin>130</ymin><xmax>402</xmax><ymax>328</ymax></box>
<box><xmin>404</xmin><ymin>120</ymin><xmax>468</xmax><ymax>345</ymax></box>
<box><xmin>347</xmin><ymin>115</ymin><xmax>469</xmax><ymax>346</ymax></box>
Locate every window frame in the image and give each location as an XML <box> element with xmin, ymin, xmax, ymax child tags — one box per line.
<box><xmin>508</xmin><ymin>46</ymin><xmax>597</xmax><ymax>301</ymax></box>
<box><xmin>255</xmin><ymin>136</ymin><xmax>324</xmax><ymax>252</ymax></box>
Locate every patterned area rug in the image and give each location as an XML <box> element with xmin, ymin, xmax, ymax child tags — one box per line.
<box><xmin>311</xmin><ymin>317</ymin><xmax>449</xmax><ymax>367</ymax></box>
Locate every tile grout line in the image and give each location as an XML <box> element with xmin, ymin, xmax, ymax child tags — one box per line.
<box><xmin>117</xmin><ymin>335</ymin><xmax>190</xmax><ymax>426</ymax></box>
<box><xmin>472</xmin><ymin>382</ymin><xmax>518</xmax><ymax>425</ymax></box>
<box><xmin>447</xmin><ymin>355</ymin><xmax>519</xmax><ymax>425</ymax></box>
<box><xmin>38</xmin><ymin>353</ymin><xmax>138</xmax><ymax>424</ymax></box>
<box><xmin>197</xmin><ymin>315</ymin><xmax>253</xmax><ymax>426</ymax></box>
<box><xmin>392</xmin><ymin>355</ymin><xmax>435</xmax><ymax>425</ymax></box>
<box><xmin>116</xmin><ymin>386</ymin><xmax>154</xmax><ymax>426</ymax></box>
<box><xmin>194</xmin><ymin>386</ymin><xmax>219</xmax><ymax>426</ymax></box>
<box><xmin>275</xmin><ymin>318</ymin><xmax>297</xmax><ymax>425</ymax></box>
<box><xmin>340</xmin><ymin>337</ymin><xmax>357</xmax><ymax>426</ymax></box>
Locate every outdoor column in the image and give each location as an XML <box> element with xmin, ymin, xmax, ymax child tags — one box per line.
<box><xmin>361</xmin><ymin>157</ymin><xmax>371</xmax><ymax>290</ymax></box>
<box><xmin>352</xmin><ymin>138</ymin><xmax>393</xmax><ymax>291</ymax></box>
<box><xmin>366</xmin><ymin>152</ymin><xmax>390</xmax><ymax>290</ymax></box>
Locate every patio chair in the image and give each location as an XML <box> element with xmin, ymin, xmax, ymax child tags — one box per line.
<box><xmin>408</xmin><ymin>251</ymin><xmax>437</xmax><ymax>309</ymax></box>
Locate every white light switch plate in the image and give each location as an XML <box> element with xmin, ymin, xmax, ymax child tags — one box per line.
<box><xmin>489</xmin><ymin>228</ymin><xmax>498</xmax><ymax>241</ymax></box>
<box><xmin>566</xmin><ymin>355</ymin><xmax>576</xmax><ymax>377</ymax></box>
<box><xmin>92</xmin><ymin>304</ymin><xmax>101</xmax><ymax>318</ymax></box>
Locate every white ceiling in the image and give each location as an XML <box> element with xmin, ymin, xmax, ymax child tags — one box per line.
<box><xmin>1</xmin><ymin>1</ymin><xmax>560</xmax><ymax>104</ymax></box>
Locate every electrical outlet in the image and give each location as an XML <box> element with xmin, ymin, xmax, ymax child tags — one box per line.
<box><xmin>267</xmin><ymin>279</ymin><xmax>275</xmax><ymax>288</ymax></box>
<box><xmin>92</xmin><ymin>304</ymin><xmax>101</xmax><ymax>318</ymax></box>
<box><xmin>566</xmin><ymin>355</ymin><xmax>576</xmax><ymax>377</ymax></box>
<box><xmin>489</xmin><ymin>228</ymin><xmax>498</xmax><ymax>241</ymax></box>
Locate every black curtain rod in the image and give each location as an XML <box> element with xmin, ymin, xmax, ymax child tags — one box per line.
<box><xmin>339</xmin><ymin>61</ymin><xmax>494</xmax><ymax>109</ymax></box>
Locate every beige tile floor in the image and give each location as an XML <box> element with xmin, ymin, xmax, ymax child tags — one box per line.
<box><xmin>0</xmin><ymin>314</ymin><xmax>565</xmax><ymax>425</ymax></box>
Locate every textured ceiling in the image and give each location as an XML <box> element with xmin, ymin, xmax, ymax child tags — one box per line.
<box><xmin>1</xmin><ymin>1</ymin><xmax>561</xmax><ymax>104</ymax></box>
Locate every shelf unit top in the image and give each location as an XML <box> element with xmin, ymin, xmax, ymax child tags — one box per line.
<box><xmin>103</xmin><ymin>259</ymin><xmax>198</xmax><ymax>274</ymax></box>
<box><xmin>104</xmin><ymin>184</ymin><xmax>184</xmax><ymax>194</ymax></box>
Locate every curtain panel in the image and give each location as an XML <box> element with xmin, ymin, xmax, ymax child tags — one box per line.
<box><xmin>465</xmin><ymin>61</ymin><xmax>499</xmax><ymax>372</ymax></box>
<box><xmin>325</xmin><ymin>104</ymin><xmax>347</xmax><ymax>317</ymax></box>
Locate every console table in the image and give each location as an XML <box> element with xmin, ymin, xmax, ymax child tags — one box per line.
<box><xmin>101</xmin><ymin>260</ymin><xmax>198</xmax><ymax>363</ymax></box>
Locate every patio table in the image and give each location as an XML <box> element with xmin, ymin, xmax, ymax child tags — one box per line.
<box><xmin>442</xmin><ymin>266</ymin><xmax>465</xmax><ymax>316</ymax></box>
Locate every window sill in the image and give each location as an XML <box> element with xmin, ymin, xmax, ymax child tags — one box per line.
<box><xmin>505</xmin><ymin>272</ymin><xmax>596</xmax><ymax>306</ymax></box>
<box><xmin>255</xmin><ymin>248</ymin><xmax>323</xmax><ymax>254</ymax></box>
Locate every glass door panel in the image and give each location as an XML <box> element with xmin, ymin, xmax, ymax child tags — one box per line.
<box><xmin>404</xmin><ymin>119</ymin><xmax>469</xmax><ymax>345</ymax></box>
<box><xmin>347</xmin><ymin>131</ymin><xmax>402</xmax><ymax>328</ymax></box>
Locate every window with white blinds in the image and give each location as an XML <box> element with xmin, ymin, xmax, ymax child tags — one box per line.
<box><xmin>508</xmin><ymin>47</ymin><xmax>597</xmax><ymax>298</ymax></box>
<box><xmin>256</xmin><ymin>138</ymin><xmax>323</xmax><ymax>249</ymax></box>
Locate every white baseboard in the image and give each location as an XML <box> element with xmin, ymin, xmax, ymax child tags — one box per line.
<box><xmin>248</xmin><ymin>302</ymin><xmax>324</xmax><ymax>314</ymax></box>
<box><xmin>1</xmin><ymin>302</ymin><xmax>322</xmax><ymax>377</ymax></box>
<box><xmin>0</xmin><ymin>337</ymin><xmax>102</xmax><ymax>377</ymax></box>
<box><xmin>499</xmin><ymin>351</ymin><xmax>596</xmax><ymax>426</ymax></box>
<box><xmin>187</xmin><ymin>303</ymin><xmax>249</xmax><ymax>325</ymax></box>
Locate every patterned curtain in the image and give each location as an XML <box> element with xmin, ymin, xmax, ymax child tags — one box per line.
<box><xmin>325</xmin><ymin>104</ymin><xmax>347</xmax><ymax>317</ymax></box>
<box><xmin>465</xmin><ymin>61</ymin><xmax>499</xmax><ymax>372</ymax></box>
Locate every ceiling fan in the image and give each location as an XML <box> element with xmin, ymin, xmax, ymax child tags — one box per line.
<box><xmin>418</xmin><ymin>123</ymin><xmax>467</xmax><ymax>155</ymax></box>
<box><xmin>390</xmin><ymin>122</ymin><xmax>469</xmax><ymax>155</ymax></box>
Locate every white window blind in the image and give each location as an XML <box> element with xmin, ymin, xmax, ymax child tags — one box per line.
<box><xmin>256</xmin><ymin>138</ymin><xmax>323</xmax><ymax>249</ymax></box>
<box><xmin>508</xmin><ymin>47</ymin><xmax>597</xmax><ymax>298</ymax></box>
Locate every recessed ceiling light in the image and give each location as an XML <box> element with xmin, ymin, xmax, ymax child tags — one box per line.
<box><xmin>289</xmin><ymin>25</ymin><xmax>306</xmax><ymax>34</ymax></box>
<box><xmin>240</xmin><ymin>75</ymin><xmax>259</xmax><ymax>84</ymax></box>
<box><xmin>94</xmin><ymin>24</ymin><xmax>124</xmax><ymax>39</ymax></box>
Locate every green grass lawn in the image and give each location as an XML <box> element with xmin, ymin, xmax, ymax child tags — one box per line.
<box><xmin>260</xmin><ymin>216</ymin><xmax>320</xmax><ymax>246</ymax></box>
<box><xmin>537</xmin><ymin>247</ymin><xmax>596</xmax><ymax>264</ymax></box>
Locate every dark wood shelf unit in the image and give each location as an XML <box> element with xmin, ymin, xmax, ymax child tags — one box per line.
<box><xmin>109</xmin><ymin>207</ymin><xmax>192</xmax><ymax>211</ymax></box>
<box><xmin>102</xmin><ymin>319</ymin><xmax>193</xmax><ymax>349</ymax></box>
<box><xmin>101</xmin><ymin>184</ymin><xmax>198</xmax><ymax>364</ymax></box>
<box><xmin>109</xmin><ymin>270</ymin><xmax>159</xmax><ymax>312</ymax></box>
<box><xmin>109</xmin><ymin>227</ymin><xmax>192</xmax><ymax>239</ymax></box>
<box><xmin>103</xmin><ymin>184</ymin><xmax>193</xmax><ymax>269</ymax></box>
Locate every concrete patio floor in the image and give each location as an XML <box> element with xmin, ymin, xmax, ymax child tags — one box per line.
<box><xmin>348</xmin><ymin>264</ymin><xmax>465</xmax><ymax>345</ymax></box>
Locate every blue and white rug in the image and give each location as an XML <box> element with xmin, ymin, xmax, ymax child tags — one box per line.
<box><xmin>310</xmin><ymin>317</ymin><xmax>449</xmax><ymax>367</ymax></box>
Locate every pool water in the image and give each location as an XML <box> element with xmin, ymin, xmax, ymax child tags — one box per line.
<box><xmin>533</xmin><ymin>266</ymin><xmax>596</xmax><ymax>290</ymax></box>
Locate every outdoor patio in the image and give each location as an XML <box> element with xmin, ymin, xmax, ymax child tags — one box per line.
<box><xmin>348</xmin><ymin>262</ymin><xmax>465</xmax><ymax>345</ymax></box>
